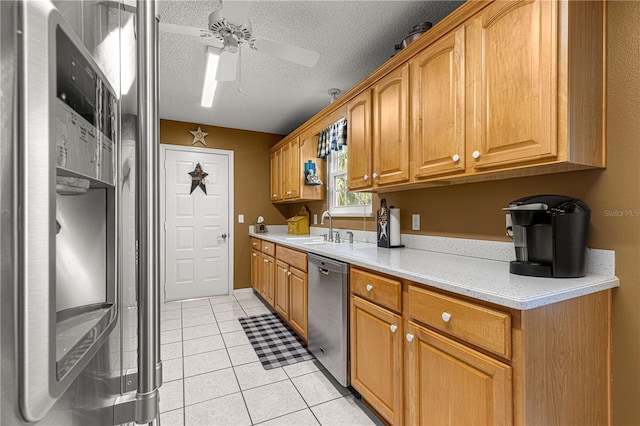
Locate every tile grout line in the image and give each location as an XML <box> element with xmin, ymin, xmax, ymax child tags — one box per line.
<box><xmin>180</xmin><ymin>301</ymin><xmax>186</xmax><ymax>426</ymax></box>
<box><xmin>288</xmin><ymin>372</ymin><xmax>324</xmax><ymax>425</ymax></box>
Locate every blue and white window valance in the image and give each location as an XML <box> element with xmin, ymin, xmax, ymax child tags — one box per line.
<box><xmin>317</xmin><ymin>118</ymin><xmax>347</xmax><ymax>159</ymax></box>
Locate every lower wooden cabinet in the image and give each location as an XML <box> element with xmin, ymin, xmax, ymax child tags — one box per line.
<box><xmin>261</xmin><ymin>253</ymin><xmax>275</xmax><ymax>306</ymax></box>
<box><xmin>406</xmin><ymin>321</ymin><xmax>512</xmax><ymax>426</ymax></box>
<box><xmin>252</xmin><ymin>238</ymin><xmax>308</xmax><ymax>341</ymax></box>
<box><xmin>350</xmin><ymin>295</ymin><xmax>403</xmax><ymax>425</ymax></box>
<box><xmin>250</xmin><ymin>249</ymin><xmax>261</xmax><ymax>291</ymax></box>
<box><xmin>275</xmin><ymin>260</ymin><xmax>290</xmax><ymax>320</ymax></box>
<box><xmin>288</xmin><ymin>267</ymin><xmax>308</xmax><ymax>341</ymax></box>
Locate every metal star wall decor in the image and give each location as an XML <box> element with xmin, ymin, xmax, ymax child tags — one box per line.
<box><xmin>188</xmin><ymin>163</ymin><xmax>208</xmax><ymax>194</ymax></box>
<box><xmin>189</xmin><ymin>126</ymin><xmax>208</xmax><ymax>146</ymax></box>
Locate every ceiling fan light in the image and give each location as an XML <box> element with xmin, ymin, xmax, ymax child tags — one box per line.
<box><xmin>201</xmin><ymin>46</ymin><xmax>220</xmax><ymax>107</ymax></box>
<box><xmin>222</xmin><ymin>33</ymin><xmax>239</xmax><ymax>53</ymax></box>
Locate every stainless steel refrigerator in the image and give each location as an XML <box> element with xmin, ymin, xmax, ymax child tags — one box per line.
<box><xmin>1</xmin><ymin>1</ymin><xmax>162</xmax><ymax>424</ymax></box>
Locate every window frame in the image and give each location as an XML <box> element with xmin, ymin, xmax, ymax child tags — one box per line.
<box><xmin>326</xmin><ymin>147</ymin><xmax>373</xmax><ymax>217</ymax></box>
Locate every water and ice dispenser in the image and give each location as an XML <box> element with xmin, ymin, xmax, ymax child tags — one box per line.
<box><xmin>19</xmin><ymin>5</ymin><xmax>119</xmax><ymax>419</ymax></box>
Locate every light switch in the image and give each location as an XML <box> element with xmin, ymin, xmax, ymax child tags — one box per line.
<box><xmin>238</xmin><ymin>214</ymin><xmax>244</xmax><ymax>224</ymax></box>
<box><xmin>412</xmin><ymin>214</ymin><xmax>420</xmax><ymax>230</ymax></box>
<box><xmin>313</xmin><ymin>214</ymin><xmax>318</xmax><ymax>225</ymax></box>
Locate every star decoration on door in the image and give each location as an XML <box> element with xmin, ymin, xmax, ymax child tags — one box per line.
<box><xmin>188</xmin><ymin>163</ymin><xmax>208</xmax><ymax>194</ymax></box>
<box><xmin>189</xmin><ymin>126</ymin><xmax>208</xmax><ymax>146</ymax></box>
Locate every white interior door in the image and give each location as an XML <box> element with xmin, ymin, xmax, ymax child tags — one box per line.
<box><xmin>163</xmin><ymin>147</ymin><xmax>231</xmax><ymax>301</ymax></box>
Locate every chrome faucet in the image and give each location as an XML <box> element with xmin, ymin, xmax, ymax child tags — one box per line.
<box><xmin>346</xmin><ymin>231</ymin><xmax>354</xmax><ymax>243</ymax></box>
<box><xmin>321</xmin><ymin>210</ymin><xmax>333</xmax><ymax>242</ymax></box>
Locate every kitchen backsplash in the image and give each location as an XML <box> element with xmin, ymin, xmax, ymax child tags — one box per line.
<box><xmin>250</xmin><ymin>225</ymin><xmax>615</xmax><ymax>276</ymax></box>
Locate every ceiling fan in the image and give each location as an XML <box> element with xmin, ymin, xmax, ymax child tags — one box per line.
<box><xmin>159</xmin><ymin>1</ymin><xmax>321</xmax><ymax>83</ymax></box>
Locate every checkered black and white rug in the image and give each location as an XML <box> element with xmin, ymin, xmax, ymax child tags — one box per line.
<box><xmin>239</xmin><ymin>313</ymin><xmax>314</xmax><ymax>370</ymax></box>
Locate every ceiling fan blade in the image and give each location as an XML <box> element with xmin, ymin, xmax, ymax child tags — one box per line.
<box><xmin>159</xmin><ymin>22</ymin><xmax>222</xmax><ymax>48</ymax></box>
<box><xmin>251</xmin><ymin>37</ymin><xmax>320</xmax><ymax>68</ymax></box>
<box><xmin>221</xmin><ymin>1</ymin><xmax>252</xmax><ymax>26</ymax></box>
<box><xmin>216</xmin><ymin>49</ymin><xmax>238</xmax><ymax>81</ymax></box>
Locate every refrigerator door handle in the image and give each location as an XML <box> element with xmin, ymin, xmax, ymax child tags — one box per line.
<box><xmin>114</xmin><ymin>1</ymin><xmax>162</xmax><ymax>424</ymax></box>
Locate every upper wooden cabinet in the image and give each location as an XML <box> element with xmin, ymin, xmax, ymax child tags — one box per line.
<box><xmin>347</xmin><ymin>64</ymin><xmax>410</xmax><ymax>191</ymax></box>
<box><xmin>270</xmin><ymin>137</ymin><xmax>299</xmax><ymax>202</ymax></box>
<box><xmin>411</xmin><ymin>25</ymin><xmax>466</xmax><ymax>180</ymax></box>
<box><xmin>372</xmin><ymin>64</ymin><xmax>411</xmax><ymax>187</ymax></box>
<box><xmin>467</xmin><ymin>0</ymin><xmax>605</xmax><ymax>173</ymax></box>
<box><xmin>269</xmin><ymin>149</ymin><xmax>281</xmax><ymax>202</ymax></box>
<box><xmin>282</xmin><ymin>137</ymin><xmax>300</xmax><ymax>199</ymax></box>
<box><xmin>469</xmin><ymin>0</ymin><xmax>557</xmax><ymax>170</ymax></box>
<box><xmin>270</xmin><ymin>133</ymin><xmax>325</xmax><ymax>203</ymax></box>
<box><xmin>273</xmin><ymin>0</ymin><xmax>604</xmax><ymax>193</ymax></box>
<box><xmin>346</xmin><ymin>89</ymin><xmax>373</xmax><ymax>191</ymax></box>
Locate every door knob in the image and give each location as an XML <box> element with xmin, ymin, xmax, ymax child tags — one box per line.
<box><xmin>366</xmin><ymin>284</ymin><xmax>373</xmax><ymax>292</ymax></box>
<box><xmin>406</xmin><ymin>333</ymin><xmax>414</xmax><ymax>342</ymax></box>
<box><xmin>390</xmin><ymin>325</ymin><xmax>398</xmax><ymax>333</ymax></box>
<box><xmin>372</xmin><ymin>172</ymin><xmax>378</xmax><ymax>179</ymax></box>
<box><xmin>363</xmin><ymin>174</ymin><xmax>369</xmax><ymax>181</ymax></box>
<box><xmin>452</xmin><ymin>154</ymin><xmax>460</xmax><ymax>162</ymax></box>
<box><xmin>441</xmin><ymin>312</ymin><xmax>452</xmax><ymax>322</ymax></box>
<box><xmin>472</xmin><ymin>150</ymin><xmax>481</xmax><ymax>159</ymax></box>
<box><xmin>287</xmin><ymin>271</ymin><xmax>291</xmax><ymax>276</ymax></box>
<box><xmin>219</xmin><ymin>233</ymin><xmax>227</xmax><ymax>240</ymax></box>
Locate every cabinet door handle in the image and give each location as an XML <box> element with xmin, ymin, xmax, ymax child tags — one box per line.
<box><xmin>287</xmin><ymin>271</ymin><xmax>291</xmax><ymax>276</ymax></box>
<box><xmin>272</xmin><ymin>193</ymin><xmax>278</xmax><ymax>198</ymax></box>
<box><xmin>441</xmin><ymin>312</ymin><xmax>452</xmax><ymax>322</ymax></box>
<box><xmin>472</xmin><ymin>150</ymin><xmax>481</xmax><ymax>159</ymax></box>
<box><xmin>390</xmin><ymin>325</ymin><xmax>398</xmax><ymax>333</ymax></box>
<box><xmin>363</xmin><ymin>174</ymin><xmax>369</xmax><ymax>181</ymax></box>
<box><xmin>372</xmin><ymin>172</ymin><xmax>378</xmax><ymax>179</ymax></box>
<box><xmin>286</xmin><ymin>191</ymin><xmax>292</xmax><ymax>195</ymax></box>
<box><xmin>406</xmin><ymin>333</ymin><xmax>414</xmax><ymax>342</ymax></box>
<box><xmin>252</xmin><ymin>253</ymin><xmax>257</xmax><ymax>257</ymax></box>
<box><xmin>366</xmin><ymin>284</ymin><xmax>373</xmax><ymax>292</ymax></box>
<box><xmin>264</xmin><ymin>246</ymin><xmax>268</xmax><ymax>250</ymax></box>
<box><xmin>263</xmin><ymin>259</ymin><xmax>268</xmax><ymax>263</ymax></box>
<box><xmin>452</xmin><ymin>154</ymin><xmax>460</xmax><ymax>162</ymax></box>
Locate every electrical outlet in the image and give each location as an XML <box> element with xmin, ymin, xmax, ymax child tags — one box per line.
<box><xmin>505</xmin><ymin>214</ymin><xmax>513</xmax><ymax>237</ymax></box>
<box><xmin>238</xmin><ymin>214</ymin><xmax>244</xmax><ymax>224</ymax></box>
<box><xmin>313</xmin><ymin>214</ymin><xmax>318</xmax><ymax>225</ymax></box>
<box><xmin>412</xmin><ymin>214</ymin><xmax>420</xmax><ymax>230</ymax></box>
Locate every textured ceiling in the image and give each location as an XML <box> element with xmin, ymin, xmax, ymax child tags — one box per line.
<box><xmin>158</xmin><ymin>0</ymin><xmax>463</xmax><ymax>136</ymax></box>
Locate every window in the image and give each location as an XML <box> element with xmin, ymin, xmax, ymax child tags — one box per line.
<box><xmin>327</xmin><ymin>146</ymin><xmax>372</xmax><ymax>216</ymax></box>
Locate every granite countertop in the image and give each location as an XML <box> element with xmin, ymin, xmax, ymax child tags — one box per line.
<box><xmin>249</xmin><ymin>231</ymin><xmax>619</xmax><ymax>310</ymax></box>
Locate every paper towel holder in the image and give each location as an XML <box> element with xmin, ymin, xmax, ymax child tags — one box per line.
<box><xmin>376</xmin><ymin>199</ymin><xmax>405</xmax><ymax>249</ymax></box>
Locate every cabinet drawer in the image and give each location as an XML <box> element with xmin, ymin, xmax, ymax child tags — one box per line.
<box><xmin>276</xmin><ymin>245</ymin><xmax>307</xmax><ymax>272</ymax></box>
<box><xmin>250</xmin><ymin>237</ymin><xmax>262</xmax><ymax>251</ymax></box>
<box><xmin>408</xmin><ymin>285</ymin><xmax>511</xmax><ymax>359</ymax></box>
<box><xmin>261</xmin><ymin>241</ymin><xmax>275</xmax><ymax>256</ymax></box>
<box><xmin>351</xmin><ymin>267</ymin><xmax>402</xmax><ymax>313</ymax></box>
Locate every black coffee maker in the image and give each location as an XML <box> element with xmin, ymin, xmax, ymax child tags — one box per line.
<box><xmin>503</xmin><ymin>195</ymin><xmax>591</xmax><ymax>278</ymax></box>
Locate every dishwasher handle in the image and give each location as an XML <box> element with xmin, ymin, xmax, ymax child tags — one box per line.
<box><xmin>318</xmin><ymin>267</ymin><xmax>331</xmax><ymax>276</ymax></box>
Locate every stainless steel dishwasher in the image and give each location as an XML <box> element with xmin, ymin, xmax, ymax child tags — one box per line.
<box><xmin>308</xmin><ymin>253</ymin><xmax>350</xmax><ymax>387</ymax></box>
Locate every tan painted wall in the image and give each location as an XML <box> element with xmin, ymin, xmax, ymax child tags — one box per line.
<box><xmin>283</xmin><ymin>2</ymin><xmax>640</xmax><ymax>422</ymax></box>
<box><xmin>159</xmin><ymin>119</ymin><xmax>285</xmax><ymax>292</ymax></box>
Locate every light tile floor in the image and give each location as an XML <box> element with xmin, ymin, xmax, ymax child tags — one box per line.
<box><xmin>159</xmin><ymin>290</ymin><xmax>383</xmax><ymax>426</ymax></box>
